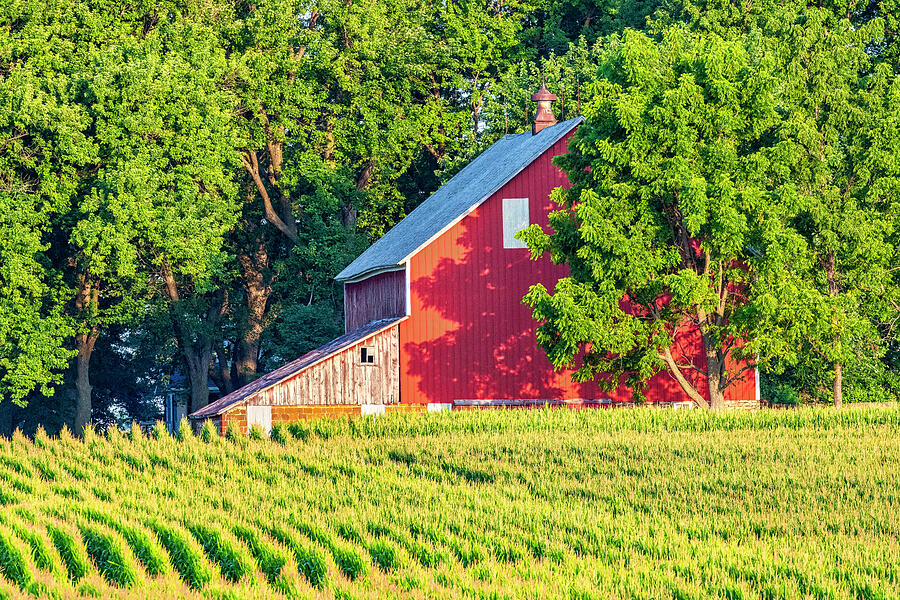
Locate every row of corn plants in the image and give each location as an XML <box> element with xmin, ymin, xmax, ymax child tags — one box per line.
<box><xmin>0</xmin><ymin>407</ymin><xmax>896</xmax><ymax>598</ymax></box>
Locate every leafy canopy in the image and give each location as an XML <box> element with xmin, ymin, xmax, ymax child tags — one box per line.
<box><xmin>521</xmin><ymin>28</ymin><xmax>788</xmax><ymax>405</ymax></box>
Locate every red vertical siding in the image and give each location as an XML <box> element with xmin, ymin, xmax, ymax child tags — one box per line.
<box><xmin>399</xmin><ymin>132</ymin><xmax>757</xmax><ymax>406</ymax></box>
<box><xmin>344</xmin><ymin>269</ymin><xmax>406</xmax><ymax>332</ymax></box>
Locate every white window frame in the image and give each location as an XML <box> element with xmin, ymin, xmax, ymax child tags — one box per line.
<box><xmin>502</xmin><ymin>197</ymin><xmax>530</xmax><ymax>249</ymax></box>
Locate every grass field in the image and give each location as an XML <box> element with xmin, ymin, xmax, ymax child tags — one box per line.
<box><xmin>0</xmin><ymin>408</ymin><xmax>898</xmax><ymax>599</ymax></box>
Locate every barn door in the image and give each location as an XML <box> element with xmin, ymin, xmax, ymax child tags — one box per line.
<box><xmin>246</xmin><ymin>405</ymin><xmax>272</xmax><ymax>434</ymax></box>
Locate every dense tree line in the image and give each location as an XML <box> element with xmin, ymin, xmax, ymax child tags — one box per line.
<box><xmin>522</xmin><ymin>0</ymin><xmax>900</xmax><ymax>407</ymax></box>
<box><xmin>0</xmin><ymin>0</ymin><xmax>897</xmax><ymax>433</ymax></box>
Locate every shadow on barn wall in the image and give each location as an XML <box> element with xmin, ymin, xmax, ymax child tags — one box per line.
<box><xmin>401</xmin><ymin>134</ymin><xmax>707</xmax><ymax>405</ymax></box>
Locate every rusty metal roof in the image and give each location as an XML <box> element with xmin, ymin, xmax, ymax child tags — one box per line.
<box><xmin>189</xmin><ymin>317</ymin><xmax>404</xmax><ymax>418</ymax></box>
<box><xmin>335</xmin><ymin>117</ymin><xmax>583</xmax><ymax>282</ymax></box>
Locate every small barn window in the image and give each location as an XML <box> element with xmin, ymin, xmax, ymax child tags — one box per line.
<box><xmin>360</xmin><ymin>347</ymin><xmax>375</xmax><ymax>364</ymax></box>
<box><xmin>502</xmin><ymin>198</ymin><xmax>529</xmax><ymax>249</ymax></box>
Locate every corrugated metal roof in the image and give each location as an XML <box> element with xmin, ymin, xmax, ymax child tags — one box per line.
<box><xmin>336</xmin><ymin>117</ymin><xmax>583</xmax><ymax>282</ymax></box>
<box><xmin>189</xmin><ymin>317</ymin><xmax>404</xmax><ymax>418</ymax></box>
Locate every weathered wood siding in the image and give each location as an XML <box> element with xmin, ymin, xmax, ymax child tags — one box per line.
<box><xmin>247</xmin><ymin>323</ymin><xmax>400</xmax><ymax>407</ymax></box>
<box><xmin>344</xmin><ymin>270</ymin><xmax>406</xmax><ymax>332</ymax></box>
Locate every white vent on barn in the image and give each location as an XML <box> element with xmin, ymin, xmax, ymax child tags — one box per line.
<box><xmin>502</xmin><ymin>198</ymin><xmax>529</xmax><ymax>249</ymax></box>
<box><xmin>360</xmin><ymin>347</ymin><xmax>375</xmax><ymax>364</ymax></box>
<box><xmin>246</xmin><ymin>405</ymin><xmax>272</xmax><ymax>434</ymax></box>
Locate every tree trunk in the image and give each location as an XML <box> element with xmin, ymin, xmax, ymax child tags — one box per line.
<box><xmin>161</xmin><ymin>265</ymin><xmax>219</xmax><ymax>413</ymax></box>
<box><xmin>184</xmin><ymin>344</ymin><xmax>213</xmax><ymax>414</ymax></box>
<box><xmin>70</xmin><ymin>275</ymin><xmax>99</xmax><ymax>436</ymax></box>
<box><xmin>699</xmin><ymin>328</ymin><xmax>727</xmax><ymax>410</ymax></box>
<box><xmin>240</xmin><ymin>112</ymin><xmax>299</xmax><ymax>244</ymax></box>
<box><xmin>235</xmin><ymin>238</ymin><xmax>272</xmax><ymax>387</ymax></box>
<box><xmin>660</xmin><ymin>346</ymin><xmax>709</xmax><ymax>409</ymax></box>
<box><xmin>693</xmin><ymin>301</ymin><xmax>728</xmax><ymax>410</ymax></box>
<box><xmin>71</xmin><ymin>332</ymin><xmax>97</xmax><ymax>435</ymax></box>
<box><xmin>833</xmin><ymin>361</ymin><xmax>843</xmax><ymax>408</ymax></box>
<box><xmin>825</xmin><ymin>251</ymin><xmax>842</xmax><ymax>407</ymax></box>
<box><xmin>210</xmin><ymin>344</ymin><xmax>235</xmax><ymax>396</ymax></box>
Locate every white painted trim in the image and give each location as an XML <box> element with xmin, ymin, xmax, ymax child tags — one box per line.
<box><xmin>755</xmin><ymin>364</ymin><xmax>761</xmax><ymax>405</ymax></box>
<box><xmin>361</xmin><ymin>404</ymin><xmax>386</xmax><ymax>416</ymax></box>
<box><xmin>404</xmin><ymin>260</ymin><xmax>411</xmax><ymax>316</ymax></box>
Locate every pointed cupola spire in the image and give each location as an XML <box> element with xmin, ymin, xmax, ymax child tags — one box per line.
<box><xmin>531</xmin><ymin>75</ymin><xmax>558</xmax><ymax>135</ymax></box>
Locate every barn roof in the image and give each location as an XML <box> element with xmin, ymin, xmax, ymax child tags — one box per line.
<box><xmin>189</xmin><ymin>317</ymin><xmax>404</xmax><ymax>419</ymax></box>
<box><xmin>335</xmin><ymin>117</ymin><xmax>583</xmax><ymax>282</ymax></box>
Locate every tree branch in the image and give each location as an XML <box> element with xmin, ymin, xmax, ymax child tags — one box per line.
<box><xmin>660</xmin><ymin>346</ymin><xmax>710</xmax><ymax>409</ymax></box>
<box><xmin>240</xmin><ymin>150</ymin><xmax>299</xmax><ymax>243</ymax></box>
<box><xmin>160</xmin><ymin>261</ymin><xmax>180</xmax><ymax>302</ymax></box>
<box><xmin>0</xmin><ymin>131</ymin><xmax>27</xmax><ymax>152</ymax></box>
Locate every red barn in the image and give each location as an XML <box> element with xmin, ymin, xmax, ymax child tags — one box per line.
<box><xmin>190</xmin><ymin>98</ymin><xmax>758</xmax><ymax>433</ymax></box>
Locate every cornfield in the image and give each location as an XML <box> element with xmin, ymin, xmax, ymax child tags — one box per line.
<box><xmin>0</xmin><ymin>407</ymin><xmax>897</xmax><ymax>599</ymax></box>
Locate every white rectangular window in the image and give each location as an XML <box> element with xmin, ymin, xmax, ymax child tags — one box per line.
<box><xmin>502</xmin><ymin>198</ymin><xmax>529</xmax><ymax>249</ymax></box>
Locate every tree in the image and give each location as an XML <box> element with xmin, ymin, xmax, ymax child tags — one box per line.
<box><xmin>0</xmin><ymin>89</ymin><xmax>75</xmax><ymax>429</ymax></box>
<box><xmin>0</xmin><ymin>0</ymin><xmax>94</xmax><ymax>432</ymax></box>
<box><xmin>205</xmin><ymin>0</ymin><xmax>484</xmax><ymax>393</ymax></box>
<box><xmin>71</xmin><ymin>27</ymin><xmax>238</xmax><ymax>417</ymax></box>
<box><xmin>740</xmin><ymin>8</ymin><xmax>898</xmax><ymax>406</ymax></box>
<box><xmin>521</xmin><ymin>28</ymin><xmax>787</xmax><ymax>409</ymax></box>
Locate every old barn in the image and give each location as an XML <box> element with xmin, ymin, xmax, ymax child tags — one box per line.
<box><xmin>190</xmin><ymin>89</ymin><xmax>759</xmax><ymax>433</ymax></box>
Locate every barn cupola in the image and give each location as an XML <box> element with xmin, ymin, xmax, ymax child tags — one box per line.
<box><xmin>531</xmin><ymin>79</ymin><xmax>558</xmax><ymax>135</ymax></box>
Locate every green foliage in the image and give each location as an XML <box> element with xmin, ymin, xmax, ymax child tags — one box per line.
<box><xmin>0</xmin><ymin>409</ymin><xmax>897</xmax><ymax>596</ymax></box>
<box><xmin>187</xmin><ymin>523</ymin><xmax>253</xmax><ymax>583</ymax></box>
<box><xmin>47</xmin><ymin>524</ymin><xmax>91</xmax><ymax>581</ymax></box>
<box><xmin>268</xmin><ymin>423</ymin><xmax>289</xmax><ymax>444</ymax></box>
<box><xmin>79</xmin><ymin>522</ymin><xmax>140</xmax><ymax>587</ymax></box>
<box><xmin>267</xmin><ymin>525</ymin><xmax>328</xmax><ymax>588</ymax></box>
<box><xmin>151</xmin><ymin>421</ymin><xmax>169</xmax><ymax>441</ymax></box>
<box><xmin>521</xmin><ymin>28</ymin><xmax>782</xmax><ymax>407</ymax></box>
<box><xmin>149</xmin><ymin>521</ymin><xmax>212</xmax><ymax>590</ymax></box>
<box><xmin>199</xmin><ymin>421</ymin><xmax>219</xmax><ymax>443</ymax></box>
<box><xmin>761</xmin><ymin>376</ymin><xmax>801</xmax><ymax>406</ymax></box>
<box><xmin>232</xmin><ymin>524</ymin><xmax>288</xmax><ymax>583</ymax></box>
<box><xmin>247</xmin><ymin>425</ymin><xmax>266</xmax><ymax>442</ymax></box>
<box><xmin>367</xmin><ymin>538</ymin><xmax>399</xmax><ymax>572</ymax></box>
<box><xmin>176</xmin><ymin>418</ymin><xmax>193</xmax><ymax>442</ymax></box>
<box><xmin>0</xmin><ymin>525</ymin><xmax>32</xmax><ymax>590</ymax></box>
<box><xmin>115</xmin><ymin>522</ymin><xmax>169</xmax><ymax>578</ymax></box>
<box><xmin>224</xmin><ymin>425</ymin><xmax>243</xmax><ymax>444</ymax></box>
<box><xmin>747</xmin><ymin>9</ymin><xmax>898</xmax><ymax>405</ymax></box>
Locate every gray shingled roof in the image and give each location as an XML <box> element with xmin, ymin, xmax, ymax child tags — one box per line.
<box><xmin>336</xmin><ymin>117</ymin><xmax>583</xmax><ymax>282</ymax></box>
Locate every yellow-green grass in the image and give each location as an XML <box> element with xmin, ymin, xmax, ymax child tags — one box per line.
<box><xmin>0</xmin><ymin>407</ymin><xmax>898</xmax><ymax>599</ymax></box>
